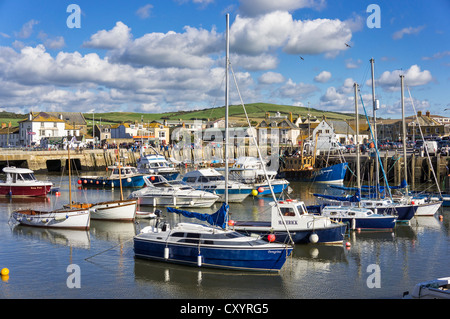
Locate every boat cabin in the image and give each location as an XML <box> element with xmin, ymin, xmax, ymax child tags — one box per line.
<box><xmin>270</xmin><ymin>199</ymin><xmax>308</xmax><ymax>230</ymax></box>
<box><xmin>107</xmin><ymin>164</ymin><xmax>139</xmax><ymax>178</ymax></box>
<box><xmin>2</xmin><ymin>167</ymin><xmax>38</xmax><ymax>184</ymax></box>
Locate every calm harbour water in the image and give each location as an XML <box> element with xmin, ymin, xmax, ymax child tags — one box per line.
<box><xmin>1</xmin><ymin>174</ymin><xmax>449</xmax><ymax>300</ymax></box>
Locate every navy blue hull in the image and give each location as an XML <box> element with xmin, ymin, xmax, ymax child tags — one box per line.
<box><xmin>236</xmin><ymin>224</ymin><xmax>347</xmax><ymax>244</ymax></box>
<box><xmin>80</xmin><ymin>175</ymin><xmax>146</xmax><ymax>188</ymax></box>
<box><xmin>134</xmin><ymin>238</ymin><xmax>292</xmax><ymax>272</ymax></box>
<box><xmin>332</xmin><ymin>217</ymin><xmax>396</xmax><ymax>230</ymax></box>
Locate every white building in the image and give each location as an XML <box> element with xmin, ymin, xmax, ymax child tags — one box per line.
<box><xmin>18</xmin><ymin>112</ymin><xmax>80</xmax><ymax>146</ymax></box>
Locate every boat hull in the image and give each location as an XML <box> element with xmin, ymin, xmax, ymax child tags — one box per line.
<box><xmin>234</xmin><ymin>222</ymin><xmax>347</xmax><ymax>244</ymax></box>
<box><xmin>414</xmin><ymin>201</ymin><xmax>442</xmax><ymax>216</ymax></box>
<box><xmin>12</xmin><ymin>208</ymin><xmax>90</xmax><ymax>230</ymax></box>
<box><xmin>331</xmin><ymin>216</ymin><xmax>396</xmax><ymax>230</ymax></box>
<box><xmin>136</xmin><ymin>195</ymin><xmax>217</xmax><ymax>208</ymax></box>
<box><xmin>0</xmin><ymin>184</ymin><xmax>52</xmax><ymax>197</ymax></box>
<box><xmin>133</xmin><ymin>236</ymin><xmax>292</xmax><ymax>272</ymax></box>
<box><xmin>90</xmin><ymin>199</ymin><xmax>137</xmax><ymax>221</ymax></box>
<box><xmin>252</xmin><ymin>181</ymin><xmax>290</xmax><ymax>196</ymax></box>
<box><xmin>80</xmin><ymin>175</ymin><xmax>146</xmax><ymax>188</ymax></box>
<box><xmin>281</xmin><ymin>162</ymin><xmax>348</xmax><ymax>184</ymax></box>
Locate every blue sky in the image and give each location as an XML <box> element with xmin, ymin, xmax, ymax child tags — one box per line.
<box><xmin>0</xmin><ymin>0</ymin><xmax>449</xmax><ymax>119</ymax></box>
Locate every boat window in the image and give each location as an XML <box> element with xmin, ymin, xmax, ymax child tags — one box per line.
<box><xmin>376</xmin><ymin>203</ymin><xmax>383</xmax><ymax>206</ymax></box>
<box><xmin>170</xmin><ymin>232</ymin><xmax>185</xmax><ymax>237</ymax></box>
<box><xmin>199</xmin><ymin>177</ymin><xmax>209</xmax><ymax>183</ymax></box>
<box><xmin>348</xmin><ymin>212</ymin><xmax>356</xmax><ymax>216</ymax></box>
<box><xmin>183</xmin><ymin>177</ymin><xmax>197</xmax><ymax>183</ymax></box>
<box><xmin>366</xmin><ymin>211</ymin><xmax>372</xmax><ymax>215</ymax></box>
<box><xmin>186</xmin><ymin>233</ymin><xmax>201</xmax><ymax>238</ymax></box>
<box><xmin>20</xmin><ymin>173</ymin><xmax>36</xmax><ymax>181</ymax></box>
<box><xmin>297</xmin><ymin>205</ymin><xmax>307</xmax><ymax>215</ymax></box>
<box><xmin>281</xmin><ymin>207</ymin><xmax>295</xmax><ymax>216</ymax></box>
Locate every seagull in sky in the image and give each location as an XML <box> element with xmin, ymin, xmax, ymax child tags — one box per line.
<box><xmin>345</xmin><ymin>43</ymin><xmax>351</xmax><ymax>48</ymax></box>
<box><xmin>299</xmin><ymin>56</ymin><xmax>304</xmax><ymax>61</ymax></box>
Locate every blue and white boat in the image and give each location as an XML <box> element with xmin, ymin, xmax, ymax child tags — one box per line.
<box><xmin>319</xmin><ymin>205</ymin><xmax>396</xmax><ymax>230</ymax></box>
<box><xmin>134</xmin><ymin>204</ymin><xmax>293</xmax><ymax>272</ymax></box>
<box><xmin>182</xmin><ymin>168</ymin><xmax>253</xmax><ymax>203</ymax></box>
<box><xmin>79</xmin><ymin>163</ymin><xmax>146</xmax><ymax>188</ymax></box>
<box><xmin>221</xmin><ymin>156</ymin><xmax>290</xmax><ymax>196</ymax></box>
<box><xmin>233</xmin><ymin>199</ymin><xmax>347</xmax><ymax>244</ymax></box>
<box><xmin>137</xmin><ymin>152</ymin><xmax>180</xmax><ymax>181</ymax></box>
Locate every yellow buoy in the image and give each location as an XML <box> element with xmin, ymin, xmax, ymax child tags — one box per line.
<box><xmin>1</xmin><ymin>268</ymin><xmax>9</xmax><ymax>276</ymax></box>
<box><xmin>251</xmin><ymin>189</ymin><xmax>258</xmax><ymax>196</ymax></box>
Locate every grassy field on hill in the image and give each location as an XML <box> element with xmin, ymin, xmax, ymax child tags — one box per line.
<box><xmin>0</xmin><ymin>103</ymin><xmax>357</xmax><ymax>127</ymax></box>
<box><xmin>82</xmin><ymin>103</ymin><xmax>356</xmax><ymax>124</ymax></box>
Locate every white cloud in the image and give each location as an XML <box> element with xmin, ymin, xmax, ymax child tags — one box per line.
<box><xmin>230</xmin><ymin>11</ymin><xmax>352</xmax><ymax>58</ymax></box>
<box><xmin>392</xmin><ymin>25</ymin><xmax>425</xmax><ymax>40</ymax></box>
<box><xmin>277</xmin><ymin>79</ymin><xmax>319</xmax><ymax>100</ymax></box>
<box><xmin>112</xmin><ymin>25</ymin><xmax>222</xmax><ymax>69</ymax></box>
<box><xmin>373</xmin><ymin>65</ymin><xmax>432</xmax><ymax>91</ymax></box>
<box><xmin>136</xmin><ymin>4</ymin><xmax>153</xmax><ymax>19</ymax></box>
<box><xmin>239</xmin><ymin>0</ymin><xmax>326</xmax><ymax>17</ymax></box>
<box><xmin>15</xmin><ymin>20</ymin><xmax>39</xmax><ymax>39</ymax></box>
<box><xmin>314</xmin><ymin>71</ymin><xmax>331</xmax><ymax>83</ymax></box>
<box><xmin>258</xmin><ymin>72</ymin><xmax>285</xmax><ymax>84</ymax></box>
<box><xmin>83</xmin><ymin>21</ymin><xmax>132</xmax><ymax>50</ymax></box>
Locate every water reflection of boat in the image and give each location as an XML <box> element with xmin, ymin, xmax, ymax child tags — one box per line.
<box><xmin>291</xmin><ymin>244</ymin><xmax>347</xmax><ymax>263</ymax></box>
<box><xmin>133</xmin><ymin>258</ymin><xmax>286</xmax><ymax>297</ymax></box>
<box><xmin>12</xmin><ymin>225</ymin><xmax>90</xmax><ymax>249</ymax></box>
<box><xmin>90</xmin><ymin>220</ymin><xmax>136</xmax><ymax>241</ymax></box>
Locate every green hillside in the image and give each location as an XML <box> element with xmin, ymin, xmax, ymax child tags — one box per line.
<box><xmin>0</xmin><ymin>103</ymin><xmax>357</xmax><ymax>126</ymax></box>
<box><xmin>83</xmin><ymin>103</ymin><xmax>356</xmax><ymax>124</ymax></box>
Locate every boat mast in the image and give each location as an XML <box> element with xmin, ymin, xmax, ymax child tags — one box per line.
<box><xmin>370</xmin><ymin>58</ymin><xmax>380</xmax><ymax>197</ymax></box>
<box><xmin>400</xmin><ymin>75</ymin><xmax>408</xmax><ymax>194</ymax></box>
<box><xmin>68</xmin><ymin>145</ymin><xmax>72</xmax><ymax>209</ymax></box>
<box><xmin>225</xmin><ymin>13</ymin><xmax>229</xmax><ymax>205</ymax></box>
<box><xmin>354</xmin><ymin>83</ymin><xmax>361</xmax><ymax>207</ymax></box>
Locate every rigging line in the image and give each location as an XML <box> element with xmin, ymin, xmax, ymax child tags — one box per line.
<box><xmin>229</xmin><ymin>63</ymin><xmax>294</xmax><ymax>246</ymax></box>
<box><xmin>358</xmin><ymin>91</ymin><xmax>393</xmax><ymax>200</ymax></box>
<box><xmin>406</xmin><ymin>84</ymin><xmax>442</xmax><ymax>196</ymax></box>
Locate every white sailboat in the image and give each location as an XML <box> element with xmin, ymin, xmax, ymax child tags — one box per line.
<box><xmin>69</xmin><ymin>146</ymin><xmax>137</xmax><ymax>221</ymax></box>
<box><xmin>12</xmin><ymin>147</ymin><xmax>90</xmax><ymax>230</ymax></box>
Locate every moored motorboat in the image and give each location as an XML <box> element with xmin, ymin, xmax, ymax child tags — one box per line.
<box><xmin>182</xmin><ymin>168</ymin><xmax>252</xmax><ymax>203</ymax></box>
<box><xmin>79</xmin><ymin>163</ymin><xmax>146</xmax><ymax>188</ymax></box>
<box><xmin>233</xmin><ymin>199</ymin><xmax>347</xmax><ymax>244</ymax></box>
<box><xmin>319</xmin><ymin>205</ymin><xmax>397</xmax><ymax>230</ymax></box>
<box><xmin>403</xmin><ymin>277</ymin><xmax>450</xmax><ymax>299</ymax></box>
<box><xmin>0</xmin><ymin>166</ymin><xmax>53</xmax><ymax>197</ymax></box>
<box><xmin>137</xmin><ymin>152</ymin><xmax>180</xmax><ymax>181</ymax></box>
<box><xmin>128</xmin><ymin>175</ymin><xmax>219</xmax><ymax>207</ymax></box>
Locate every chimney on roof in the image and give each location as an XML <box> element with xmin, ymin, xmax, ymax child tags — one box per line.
<box><xmin>28</xmin><ymin>112</ymin><xmax>32</xmax><ymax>121</ymax></box>
<box><xmin>417</xmin><ymin>111</ymin><xmax>422</xmax><ymax>117</ymax></box>
<box><xmin>426</xmin><ymin>111</ymin><xmax>430</xmax><ymax>117</ymax></box>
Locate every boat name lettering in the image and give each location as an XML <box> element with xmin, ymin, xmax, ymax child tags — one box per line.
<box><xmin>268</xmin><ymin>250</ymin><xmax>281</xmax><ymax>254</ymax></box>
<box><xmin>278</xmin><ymin>220</ymin><xmax>298</xmax><ymax>225</ymax></box>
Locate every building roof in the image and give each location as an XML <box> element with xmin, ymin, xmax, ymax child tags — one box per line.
<box><xmin>46</xmin><ymin>112</ymin><xmax>87</xmax><ymax>125</ymax></box>
<box><xmin>20</xmin><ymin>112</ymin><xmax>65</xmax><ymax>123</ymax></box>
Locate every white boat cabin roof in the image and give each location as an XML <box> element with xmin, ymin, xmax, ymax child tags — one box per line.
<box><xmin>3</xmin><ymin>167</ymin><xmax>35</xmax><ymax>175</ymax></box>
<box><xmin>183</xmin><ymin>168</ymin><xmax>222</xmax><ymax>178</ymax></box>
